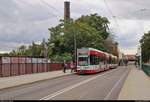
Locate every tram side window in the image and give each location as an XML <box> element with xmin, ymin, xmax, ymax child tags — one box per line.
<box><xmin>112</xmin><ymin>58</ymin><xmax>115</xmax><ymax>64</ymax></box>
<box><xmin>90</xmin><ymin>55</ymin><xmax>94</xmax><ymax>65</ymax></box>
<box><xmin>99</xmin><ymin>57</ymin><xmax>102</xmax><ymax>62</ymax></box>
<box><xmin>90</xmin><ymin>55</ymin><xmax>99</xmax><ymax>65</ymax></box>
<box><xmin>108</xmin><ymin>58</ymin><xmax>110</xmax><ymax>64</ymax></box>
<box><xmin>95</xmin><ymin>56</ymin><xmax>98</xmax><ymax>65</ymax></box>
<box><xmin>99</xmin><ymin>56</ymin><xmax>103</xmax><ymax>62</ymax></box>
<box><xmin>109</xmin><ymin>58</ymin><xmax>111</xmax><ymax>64</ymax></box>
<box><xmin>97</xmin><ymin>56</ymin><xmax>100</xmax><ymax>64</ymax></box>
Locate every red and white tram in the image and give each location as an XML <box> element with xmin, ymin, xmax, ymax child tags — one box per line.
<box><xmin>77</xmin><ymin>48</ymin><xmax>118</xmax><ymax>74</ymax></box>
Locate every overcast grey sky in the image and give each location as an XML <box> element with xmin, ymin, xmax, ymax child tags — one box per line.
<box><xmin>0</xmin><ymin>0</ymin><xmax>150</xmax><ymax>54</ymax></box>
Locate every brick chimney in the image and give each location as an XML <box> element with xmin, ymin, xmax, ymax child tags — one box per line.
<box><xmin>64</xmin><ymin>1</ymin><xmax>70</xmax><ymax>20</ymax></box>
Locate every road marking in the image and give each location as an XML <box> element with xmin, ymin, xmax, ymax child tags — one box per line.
<box><xmin>39</xmin><ymin>68</ymin><xmax>122</xmax><ymax>100</ymax></box>
<box><xmin>104</xmin><ymin>69</ymin><xmax>129</xmax><ymax>100</ymax></box>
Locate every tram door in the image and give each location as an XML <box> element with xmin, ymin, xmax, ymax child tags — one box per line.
<box><xmin>99</xmin><ymin>62</ymin><xmax>101</xmax><ymax>71</ymax></box>
<box><xmin>104</xmin><ymin>60</ymin><xmax>108</xmax><ymax>70</ymax></box>
<box><xmin>99</xmin><ymin>56</ymin><xmax>105</xmax><ymax>71</ymax></box>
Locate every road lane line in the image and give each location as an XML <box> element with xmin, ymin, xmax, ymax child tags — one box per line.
<box><xmin>40</xmin><ymin>68</ymin><xmax>123</xmax><ymax>100</ymax></box>
<box><xmin>104</xmin><ymin>69</ymin><xmax>129</xmax><ymax>100</ymax></box>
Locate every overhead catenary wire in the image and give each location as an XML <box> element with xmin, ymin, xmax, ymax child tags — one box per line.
<box><xmin>40</xmin><ymin>0</ymin><xmax>58</xmax><ymax>11</ymax></box>
<box><xmin>103</xmin><ymin>0</ymin><xmax>120</xmax><ymax>27</ymax></box>
<box><xmin>18</xmin><ymin>0</ymin><xmax>58</xmax><ymax>18</ymax></box>
<box><xmin>39</xmin><ymin>0</ymin><xmax>58</xmax><ymax>17</ymax></box>
<box><xmin>39</xmin><ymin>0</ymin><xmax>63</xmax><ymax>17</ymax></box>
<box><xmin>103</xmin><ymin>0</ymin><xmax>122</xmax><ymax>34</ymax></box>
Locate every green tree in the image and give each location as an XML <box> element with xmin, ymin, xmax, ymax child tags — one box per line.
<box><xmin>31</xmin><ymin>42</ymin><xmax>44</xmax><ymax>57</ymax></box>
<box><xmin>0</xmin><ymin>53</ymin><xmax>9</xmax><ymax>56</ymax></box>
<box><xmin>48</xmin><ymin>13</ymin><xmax>111</xmax><ymax>62</ymax></box>
<box><xmin>9</xmin><ymin>50</ymin><xmax>18</xmax><ymax>56</ymax></box>
<box><xmin>140</xmin><ymin>31</ymin><xmax>150</xmax><ymax>62</ymax></box>
<box><xmin>8</xmin><ymin>13</ymin><xmax>112</xmax><ymax>63</ymax></box>
<box><xmin>9</xmin><ymin>41</ymin><xmax>45</xmax><ymax>57</ymax></box>
<box><xmin>18</xmin><ymin>45</ymin><xmax>26</xmax><ymax>55</ymax></box>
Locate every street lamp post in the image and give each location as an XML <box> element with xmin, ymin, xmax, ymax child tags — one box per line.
<box><xmin>138</xmin><ymin>9</ymin><xmax>146</xmax><ymax>70</ymax></box>
<box><xmin>137</xmin><ymin>45</ymin><xmax>142</xmax><ymax>70</ymax></box>
<box><xmin>74</xmin><ymin>32</ymin><xmax>77</xmax><ymax>68</ymax></box>
<box><xmin>140</xmin><ymin>45</ymin><xmax>142</xmax><ymax>70</ymax></box>
<box><xmin>43</xmin><ymin>38</ymin><xmax>48</xmax><ymax>72</ymax></box>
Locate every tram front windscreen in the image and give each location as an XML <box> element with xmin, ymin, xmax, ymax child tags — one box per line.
<box><xmin>78</xmin><ymin>56</ymin><xmax>88</xmax><ymax>66</ymax></box>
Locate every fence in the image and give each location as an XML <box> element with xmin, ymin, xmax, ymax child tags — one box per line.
<box><xmin>0</xmin><ymin>56</ymin><xmax>66</xmax><ymax>77</ymax></box>
<box><xmin>142</xmin><ymin>63</ymin><xmax>150</xmax><ymax>76</ymax></box>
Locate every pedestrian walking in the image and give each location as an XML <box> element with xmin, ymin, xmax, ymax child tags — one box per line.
<box><xmin>125</xmin><ymin>59</ymin><xmax>128</xmax><ymax>66</ymax></box>
<box><xmin>118</xmin><ymin>60</ymin><xmax>121</xmax><ymax>66</ymax></box>
<box><xmin>135</xmin><ymin>60</ymin><xmax>137</xmax><ymax>67</ymax></box>
<box><xmin>62</xmin><ymin>61</ymin><xmax>67</xmax><ymax>73</ymax></box>
<box><xmin>70</xmin><ymin>61</ymin><xmax>75</xmax><ymax>73</ymax></box>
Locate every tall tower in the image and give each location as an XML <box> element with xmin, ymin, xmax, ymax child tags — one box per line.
<box><xmin>64</xmin><ymin>1</ymin><xmax>70</xmax><ymax>20</ymax></box>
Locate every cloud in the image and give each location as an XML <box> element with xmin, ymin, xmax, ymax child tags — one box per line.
<box><xmin>0</xmin><ymin>0</ymin><xmax>62</xmax><ymax>53</ymax></box>
<box><xmin>108</xmin><ymin>18</ymin><xmax>150</xmax><ymax>54</ymax></box>
<box><xmin>0</xmin><ymin>18</ymin><xmax>60</xmax><ymax>41</ymax></box>
<box><xmin>104</xmin><ymin>0</ymin><xmax>150</xmax><ymax>20</ymax></box>
<box><xmin>0</xmin><ymin>41</ymin><xmax>30</xmax><ymax>53</ymax></box>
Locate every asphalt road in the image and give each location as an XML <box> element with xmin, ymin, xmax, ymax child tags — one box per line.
<box><xmin>0</xmin><ymin>66</ymin><xmax>130</xmax><ymax>100</ymax></box>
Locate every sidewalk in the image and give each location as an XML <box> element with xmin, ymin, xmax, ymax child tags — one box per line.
<box><xmin>118</xmin><ymin>65</ymin><xmax>150</xmax><ymax>100</ymax></box>
<box><xmin>0</xmin><ymin>69</ymin><xmax>74</xmax><ymax>90</ymax></box>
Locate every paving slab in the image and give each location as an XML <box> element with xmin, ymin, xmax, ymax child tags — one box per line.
<box><xmin>0</xmin><ymin>69</ymin><xmax>74</xmax><ymax>90</ymax></box>
<box><xmin>118</xmin><ymin>66</ymin><xmax>150</xmax><ymax>100</ymax></box>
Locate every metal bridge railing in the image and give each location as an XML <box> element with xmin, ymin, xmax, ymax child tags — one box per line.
<box><xmin>142</xmin><ymin>63</ymin><xmax>150</xmax><ymax>76</ymax></box>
